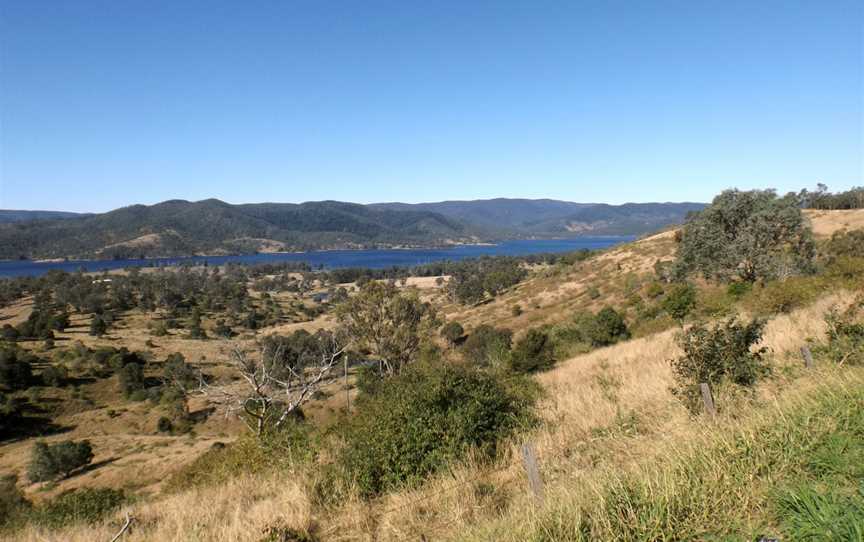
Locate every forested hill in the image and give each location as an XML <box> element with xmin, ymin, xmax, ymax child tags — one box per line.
<box><xmin>0</xmin><ymin>198</ymin><xmax>704</xmax><ymax>260</ymax></box>
<box><xmin>0</xmin><ymin>210</ymin><xmax>88</xmax><ymax>223</ymax></box>
<box><xmin>371</xmin><ymin>199</ymin><xmax>705</xmax><ymax>236</ymax></box>
<box><xmin>0</xmin><ymin>199</ymin><xmax>472</xmax><ymax>260</ymax></box>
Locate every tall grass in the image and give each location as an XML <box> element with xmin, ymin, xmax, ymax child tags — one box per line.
<box><xmin>7</xmin><ymin>294</ymin><xmax>857</xmax><ymax>541</ymax></box>
<box><xmin>462</xmin><ymin>368</ymin><xmax>864</xmax><ymax>541</ymax></box>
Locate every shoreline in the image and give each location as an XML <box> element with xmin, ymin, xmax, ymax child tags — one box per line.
<box><xmin>2</xmin><ymin>235</ymin><xmax>638</xmax><ymax>264</ymax></box>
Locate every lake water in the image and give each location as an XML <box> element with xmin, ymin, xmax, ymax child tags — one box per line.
<box><xmin>0</xmin><ymin>237</ymin><xmax>635</xmax><ymax>278</ymax></box>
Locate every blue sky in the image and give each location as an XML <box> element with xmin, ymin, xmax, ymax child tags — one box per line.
<box><xmin>1</xmin><ymin>1</ymin><xmax>861</xmax><ymax>213</ymax></box>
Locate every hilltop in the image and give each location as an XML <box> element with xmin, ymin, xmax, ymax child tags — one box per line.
<box><xmin>0</xmin><ymin>198</ymin><xmax>703</xmax><ymax>260</ymax></box>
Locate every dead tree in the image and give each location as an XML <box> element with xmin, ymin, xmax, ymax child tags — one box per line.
<box><xmin>201</xmin><ymin>330</ymin><xmax>347</xmax><ymax>436</ymax></box>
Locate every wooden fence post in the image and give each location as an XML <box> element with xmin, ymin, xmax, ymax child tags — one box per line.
<box><xmin>344</xmin><ymin>354</ymin><xmax>350</xmax><ymax>410</ymax></box>
<box><xmin>800</xmin><ymin>346</ymin><xmax>814</xmax><ymax>369</ymax></box>
<box><xmin>521</xmin><ymin>442</ymin><xmax>544</xmax><ymax>506</ymax></box>
<box><xmin>700</xmin><ymin>382</ymin><xmax>716</xmax><ymax>417</ymax></box>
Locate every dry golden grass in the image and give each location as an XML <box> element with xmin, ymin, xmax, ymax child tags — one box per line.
<box><xmin>8</xmin><ymin>292</ymin><xmax>848</xmax><ymax>542</ymax></box>
<box><xmin>14</xmin><ymin>474</ymin><xmax>313</xmax><ymax>542</ymax></box>
<box><xmin>805</xmin><ymin>208</ymin><xmax>864</xmax><ymax>237</ymax></box>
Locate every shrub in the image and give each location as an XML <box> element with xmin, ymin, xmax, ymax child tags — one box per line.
<box><xmin>726</xmin><ymin>281</ymin><xmax>752</xmax><ymax>298</ymax></box>
<box><xmin>661</xmin><ymin>283</ymin><xmax>696</xmax><ymax>321</ymax></box>
<box><xmin>337</xmin><ymin>363</ymin><xmax>535</xmax><ymax>496</ymax></box>
<box><xmin>0</xmin><ymin>392</ymin><xmax>24</xmax><ymax>438</ymax></box>
<box><xmin>41</xmin><ymin>365</ymin><xmax>68</xmax><ymax>387</ymax></box>
<box><xmin>157</xmin><ymin>416</ymin><xmax>173</xmax><ymax>433</ymax></box>
<box><xmin>29</xmin><ymin>488</ymin><xmax>124</xmax><ymax>528</ymax></box>
<box><xmin>440</xmin><ymin>321</ymin><xmax>465</xmax><ymax>346</ymax></box>
<box><xmin>0</xmin><ymin>346</ymin><xmax>34</xmax><ymax>391</ymax></box>
<box><xmin>162</xmin><ymin>352</ymin><xmax>198</xmax><ymax>388</ymax></box>
<box><xmin>822</xmin><ymin>298</ymin><xmax>864</xmax><ymax>366</ymax></box>
<box><xmin>509</xmin><ymin>329</ymin><xmax>555</xmax><ymax>373</ymax></box>
<box><xmin>823</xmin><ymin>229</ymin><xmax>864</xmax><ymax>259</ymax></box>
<box><xmin>89</xmin><ymin>316</ymin><xmax>107</xmax><ymax>337</ymax></box>
<box><xmin>28</xmin><ymin>440</ymin><xmax>94</xmax><ymax>482</ymax></box>
<box><xmin>747</xmin><ymin>277</ymin><xmax>822</xmax><ymax>315</ymax></box>
<box><xmin>118</xmin><ymin>362</ymin><xmax>146</xmax><ymax>398</ymax></box>
<box><xmin>670</xmin><ymin>318</ymin><xmax>769</xmax><ymax>414</ymax></box>
<box><xmin>213</xmin><ymin>320</ymin><xmax>234</xmax><ymax>338</ymax></box>
<box><xmin>588</xmin><ymin>307</ymin><xmax>630</xmax><ymax>347</ymax></box>
<box><xmin>462</xmin><ymin>325</ymin><xmax>512</xmax><ymax>367</ymax></box>
<box><xmin>149</xmin><ymin>321</ymin><xmax>169</xmax><ymax>337</ymax></box>
<box><xmin>2</xmin><ymin>324</ymin><xmax>20</xmax><ymax>341</ymax></box>
<box><xmin>645</xmin><ymin>282</ymin><xmax>665</xmax><ymax>298</ymax></box>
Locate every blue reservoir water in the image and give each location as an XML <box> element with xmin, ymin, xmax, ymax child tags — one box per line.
<box><xmin>0</xmin><ymin>237</ymin><xmax>634</xmax><ymax>278</ymax></box>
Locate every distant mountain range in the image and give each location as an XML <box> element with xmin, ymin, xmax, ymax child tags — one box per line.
<box><xmin>0</xmin><ymin>210</ymin><xmax>90</xmax><ymax>223</ymax></box>
<box><xmin>0</xmin><ymin>198</ymin><xmax>704</xmax><ymax>260</ymax></box>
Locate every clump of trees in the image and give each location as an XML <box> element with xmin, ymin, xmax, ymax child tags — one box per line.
<box><xmin>674</xmin><ymin>189</ymin><xmax>815</xmax><ymax>282</ymax></box>
<box><xmin>669</xmin><ymin>318</ymin><xmax>769</xmax><ymax>414</ymax></box>
<box><xmin>27</xmin><ymin>440</ymin><xmax>94</xmax><ymax>482</ymax></box>
<box><xmin>447</xmin><ymin>257</ymin><xmax>528</xmax><ymax>305</ymax></box>
<box><xmin>799</xmin><ymin>184</ymin><xmax>864</xmax><ymax>210</ymax></box>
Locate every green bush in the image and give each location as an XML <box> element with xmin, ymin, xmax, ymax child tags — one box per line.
<box><xmin>89</xmin><ymin>316</ymin><xmax>107</xmax><ymax>337</ymax></box>
<box><xmin>462</xmin><ymin>325</ymin><xmax>512</xmax><ymax>367</ymax></box>
<box><xmin>661</xmin><ymin>283</ymin><xmax>696</xmax><ymax>321</ymax></box>
<box><xmin>27</xmin><ymin>440</ymin><xmax>94</xmax><ymax>482</ymax></box>
<box><xmin>747</xmin><ymin>277</ymin><xmax>822</xmax><ymax>315</ymax></box>
<box><xmin>29</xmin><ymin>487</ymin><xmax>125</xmax><ymax>528</ymax></box>
<box><xmin>670</xmin><ymin>318</ymin><xmax>769</xmax><ymax>415</ymax></box>
<box><xmin>336</xmin><ymin>362</ymin><xmax>535</xmax><ymax>496</ymax></box>
<box><xmin>118</xmin><ymin>362</ymin><xmax>146</xmax><ymax>398</ymax></box>
<box><xmin>0</xmin><ymin>346</ymin><xmax>34</xmax><ymax>391</ymax></box>
<box><xmin>726</xmin><ymin>281</ymin><xmax>752</xmax><ymax>298</ymax></box>
<box><xmin>157</xmin><ymin>416</ymin><xmax>173</xmax><ymax>433</ymax></box>
<box><xmin>41</xmin><ymin>365</ymin><xmax>67</xmax><ymax>387</ymax></box>
<box><xmin>509</xmin><ymin>329</ymin><xmax>555</xmax><ymax>373</ymax></box>
<box><xmin>821</xmin><ymin>297</ymin><xmax>864</xmax><ymax>366</ymax></box>
<box><xmin>823</xmin><ymin>229</ymin><xmax>864</xmax><ymax>259</ymax></box>
<box><xmin>588</xmin><ymin>307</ymin><xmax>630</xmax><ymax>347</ymax></box>
<box><xmin>440</xmin><ymin>321</ymin><xmax>465</xmax><ymax>346</ymax></box>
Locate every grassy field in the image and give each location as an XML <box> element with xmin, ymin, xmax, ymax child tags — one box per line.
<box><xmin>7</xmin><ymin>289</ymin><xmax>860</xmax><ymax>541</ymax></box>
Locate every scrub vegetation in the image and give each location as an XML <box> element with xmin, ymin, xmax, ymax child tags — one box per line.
<box><xmin>1</xmin><ymin>188</ymin><xmax>863</xmax><ymax>541</ymax></box>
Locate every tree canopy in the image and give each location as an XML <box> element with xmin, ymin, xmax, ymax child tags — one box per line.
<box><xmin>673</xmin><ymin>189</ymin><xmax>815</xmax><ymax>282</ymax></box>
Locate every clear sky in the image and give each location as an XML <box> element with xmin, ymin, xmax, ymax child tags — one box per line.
<box><xmin>1</xmin><ymin>1</ymin><xmax>861</xmax><ymax>212</ymax></box>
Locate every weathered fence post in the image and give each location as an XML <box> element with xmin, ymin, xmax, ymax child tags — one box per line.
<box><xmin>700</xmin><ymin>382</ymin><xmax>716</xmax><ymax>417</ymax></box>
<box><xmin>521</xmin><ymin>442</ymin><xmax>544</xmax><ymax>506</ymax></box>
<box><xmin>344</xmin><ymin>353</ymin><xmax>350</xmax><ymax>410</ymax></box>
<box><xmin>800</xmin><ymin>346</ymin><xmax>814</xmax><ymax>369</ymax></box>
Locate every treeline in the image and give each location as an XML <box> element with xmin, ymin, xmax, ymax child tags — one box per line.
<box><xmin>799</xmin><ymin>185</ymin><xmax>864</xmax><ymax>210</ymax></box>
